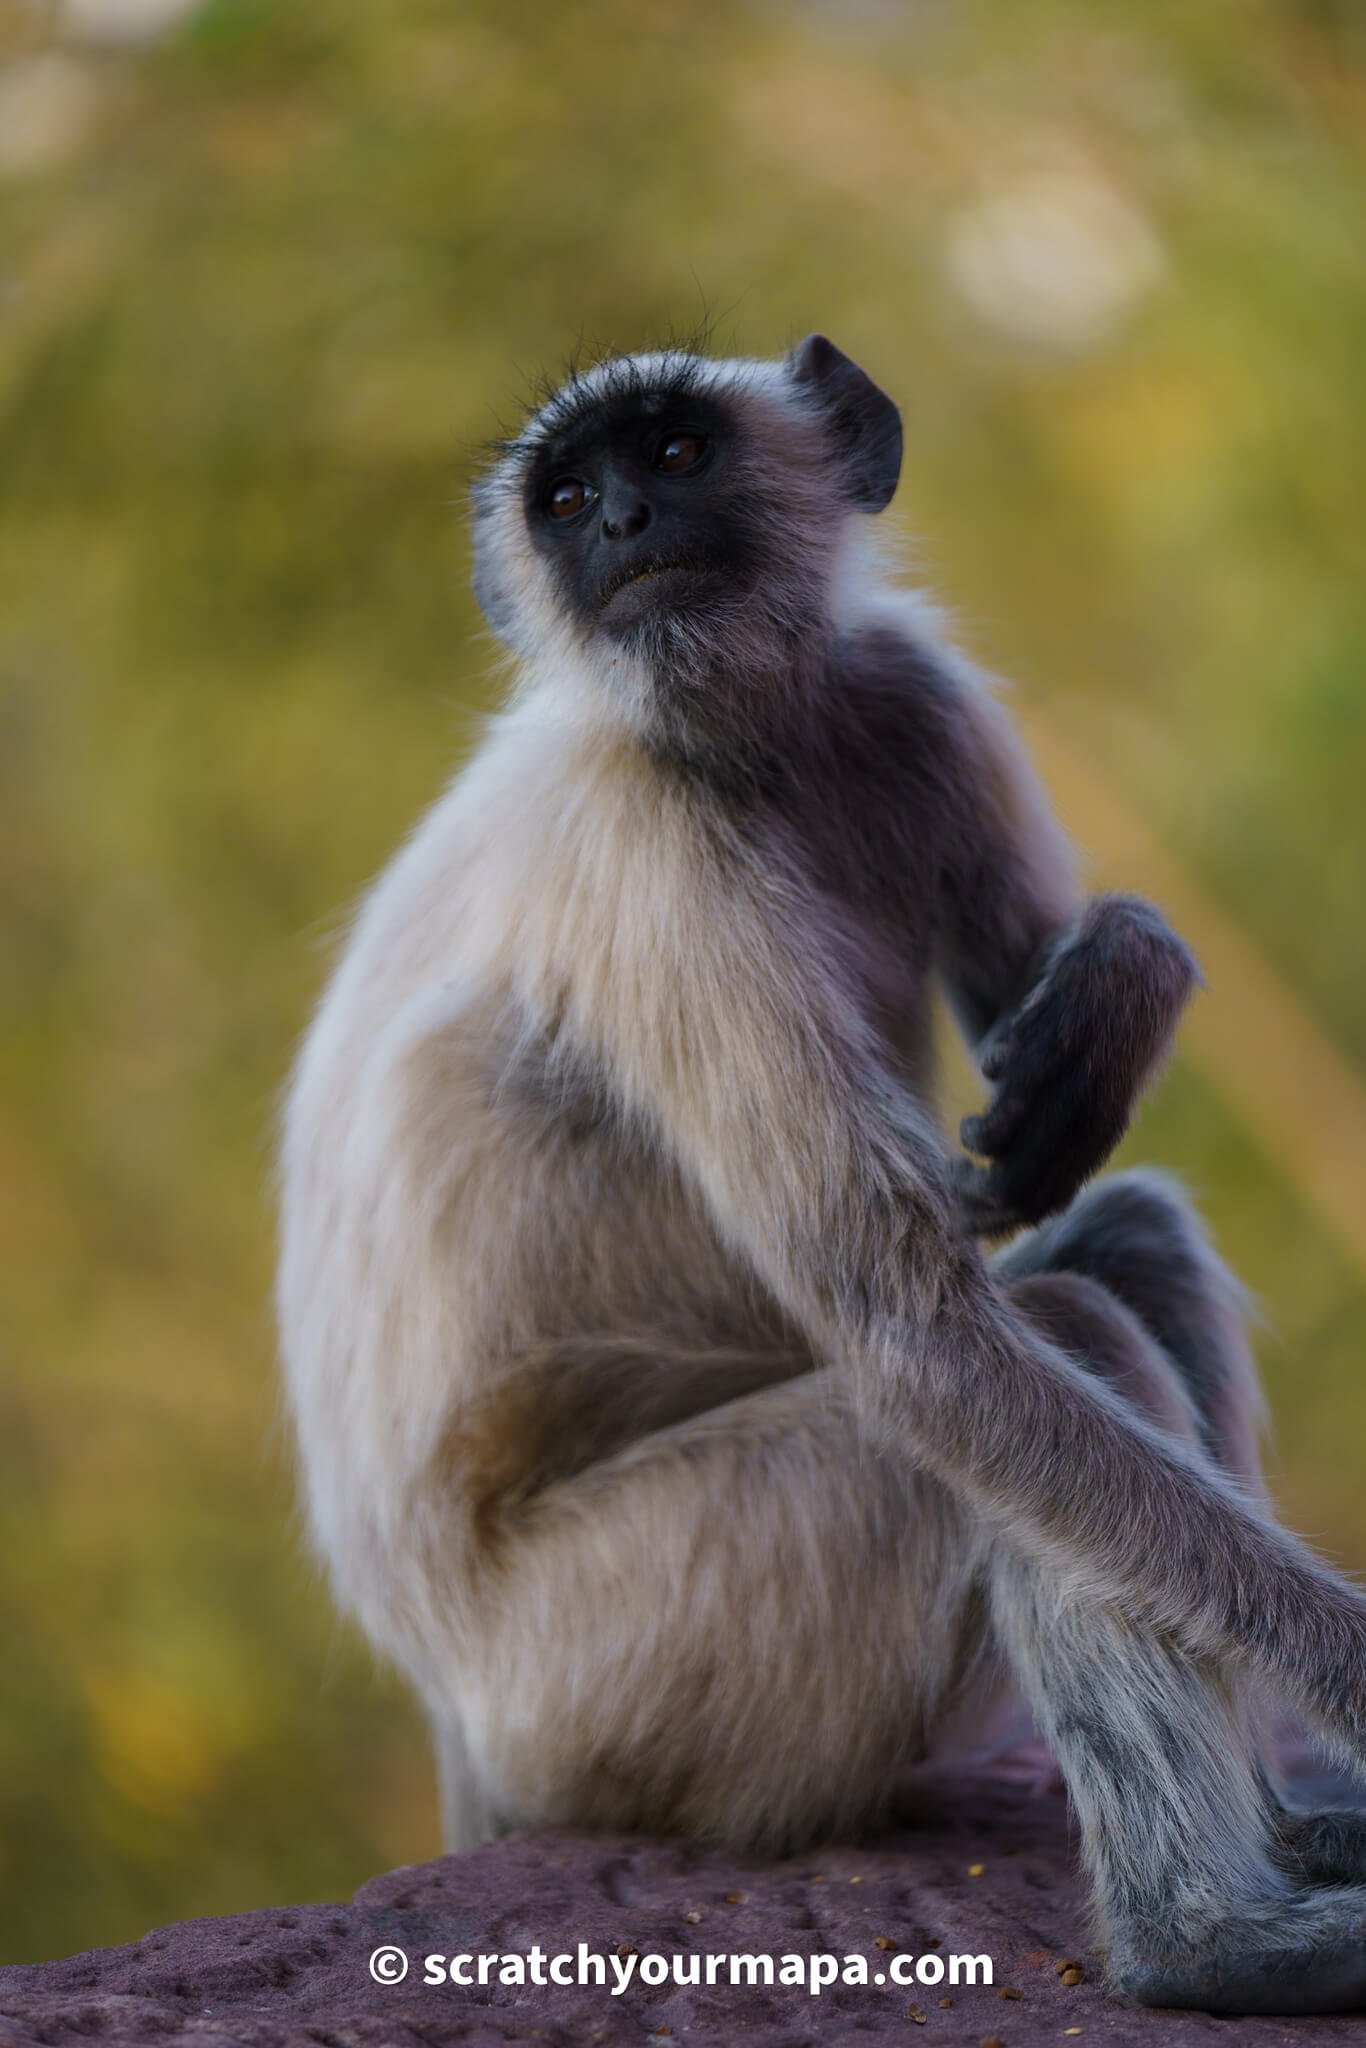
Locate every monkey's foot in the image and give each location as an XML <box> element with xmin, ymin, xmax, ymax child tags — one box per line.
<box><xmin>1275</xmin><ymin>1806</ymin><xmax>1366</xmax><ymax>1885</ymax></box>
<box><xmin>1115</xmin><ymin>1885</ymin><xmax>1366</xmax><ymax>2014</ymax></box>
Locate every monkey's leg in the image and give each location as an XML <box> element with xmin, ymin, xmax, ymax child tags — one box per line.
<box><xmin>994</xmin><ymin>1545</ymin><xmax>1366</xmax><ymax>2012</ymax></box>
<box><xmin>450</xmin><ymin>1364</ymin><xmax>998</xmax><ymax>1855</ymax></box>
<box><xmin>997</xmin><ymin>1271</ymin><xmax>1366</xmax><ymax>2013</ymax></box>
<box><xmin>995</xmin><ymin>1168</ymin><xmax>1263</xmax><ymax>1487</ymax></box>
<box><xmin>444</xmin><ymin>1330</ymin><xmax>1366</xmax><ymax>2009</ymax></box>
<box><xmin>996</xmin><ymin>1180</ymin><xmax>1265</xmax><ymax>1796</ymax></box>
<box><xmin>1002</xmin><ymin>1176</ymin><xmax>1366</xmax><ymax>1888</ymax></box>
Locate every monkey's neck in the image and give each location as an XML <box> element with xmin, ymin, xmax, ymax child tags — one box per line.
<box><xmin>640</xmin><ymin>625</ymin><xmax>837</xmax><ymax>800</ymax></box>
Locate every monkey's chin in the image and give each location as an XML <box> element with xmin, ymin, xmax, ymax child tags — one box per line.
<box><xmin>595</xmin><ymin>564</ymin><xmax>733</xmax><ymax>638</ymax></box>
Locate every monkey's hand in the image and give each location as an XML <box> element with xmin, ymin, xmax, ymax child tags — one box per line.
<box><xmin>952</xmin><ymin>893</ymin><xmax>1200</xmax><ymax>1237</ymax></box>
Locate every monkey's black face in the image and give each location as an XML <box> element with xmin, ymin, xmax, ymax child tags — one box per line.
<box><xmin>525</xmin><ymin>391</ymin><xmax>764</xmax><ymax>646</ymax></box>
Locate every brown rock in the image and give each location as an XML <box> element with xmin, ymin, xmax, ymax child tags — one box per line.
<box><xmin>0</xmin><ymin>1747</ymin><xmax>1361</xmax><ymax>2046</ymax></box>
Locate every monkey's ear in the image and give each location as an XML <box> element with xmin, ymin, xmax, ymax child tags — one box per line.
<box><xmin>787</xmin><ymin>334</ymin><xmax>902</xmax><ymax>513</ymax></box>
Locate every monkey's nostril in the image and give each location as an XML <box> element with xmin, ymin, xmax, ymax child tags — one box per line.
<box><xmin>602</xmin><ymin>500</ymin><xmax>651</xmax><ymax>542</ymax></box>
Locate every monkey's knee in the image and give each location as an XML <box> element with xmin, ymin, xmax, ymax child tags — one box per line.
<box><xmin>1010</xmin><ymin>1270</ymin><xmax>1201</xmax><ymax>1442</ymax></box>
<box><xmin>999</xmin><ymin>1168</ymin><xmax>1213</xmax><ymax>1297</ymax></box>
<box><xmin>998</xmin><ymin>1168</ymin><xmax>1264</xmax><ymax>1484</ymax></box>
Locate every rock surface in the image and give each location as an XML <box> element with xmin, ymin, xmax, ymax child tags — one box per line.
<box><xmin>2</xmin><ymin>1749</ymin><xmax>1363</xmax><ymax>2047</ymax></box>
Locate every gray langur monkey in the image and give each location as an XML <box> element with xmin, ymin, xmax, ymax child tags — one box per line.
<box><xmin>278</xmin><ymin>334</ymin><xmax>1366</xmax><ymax>2013</ymax></box>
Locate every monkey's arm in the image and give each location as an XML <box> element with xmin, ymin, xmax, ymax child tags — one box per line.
<box><xmin>933</xmin><ymin>678</ymin><xmax>1199</xmax><ymax>1234</ymax></box>
<box><xmin>581</xmin><ymin>815</ymin><xmax>1366</xmax><ymax>1770</ymax></box>
<box><xmin>953</xmin><ymin>892</ymin><xmax>1200</xmax><ymax>1235</ymax></box>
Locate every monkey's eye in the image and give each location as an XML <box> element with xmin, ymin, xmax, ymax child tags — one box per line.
<box><xmin>653</xmin><ymin>432</ymin><xmax>708</xmax><ymax>476</ymax></box>
<box><xmin>547</xmin><ymin>477</ymin><xmax>595</xmax><ymax>521</ymax></box>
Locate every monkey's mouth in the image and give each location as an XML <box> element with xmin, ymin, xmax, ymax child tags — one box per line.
<box><xmin>597</xmin><ymin>556</ymin><xmax>717</xmax><ymax>611</ymax></box>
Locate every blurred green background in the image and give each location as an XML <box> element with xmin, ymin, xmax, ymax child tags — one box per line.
<box><xmin>2</xmin><ymin>0</ymin><xmax>1364</xmax><ymax>1968</ymax></box>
